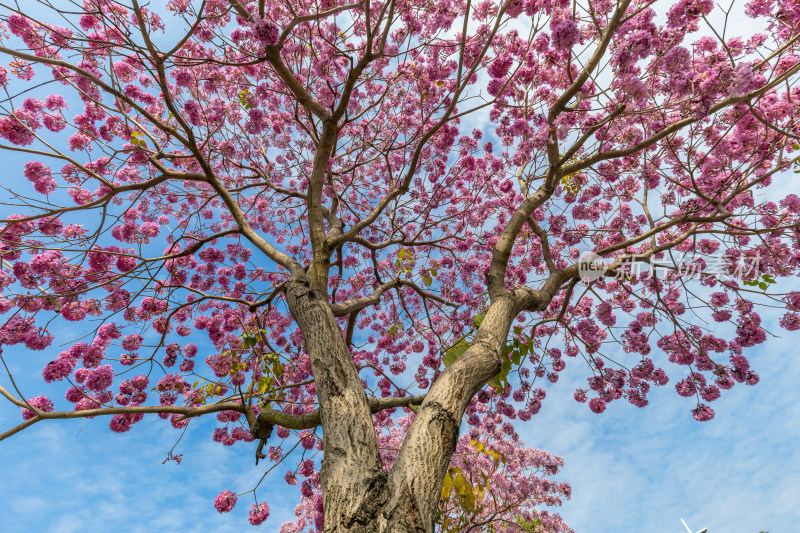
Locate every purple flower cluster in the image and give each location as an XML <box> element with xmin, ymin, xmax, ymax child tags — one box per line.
<box><xmin>23</xmin><ymin>161</ymin><xmax>56</xmax><ymax>195</ymax></box>
<box><xmin>729</xmin><ymin>62</ymin><xmax>754</xmax><ymax>98</ymax></box>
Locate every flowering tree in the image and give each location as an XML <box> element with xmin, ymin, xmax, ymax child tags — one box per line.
<box><xmin>1</xmin><ymin>0</ymin><xmax>799</xmax><ymax>531</ymax></box>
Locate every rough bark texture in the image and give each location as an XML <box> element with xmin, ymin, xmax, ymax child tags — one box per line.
<box><xmin>285</xmin><ymin>280</ymin><xmax>387</xmax><ymax>531</ymax></box>
<box><xmin>288</xmin><ymin>279</ymin><xmax>522</xmax><ymax>532</ymax></box>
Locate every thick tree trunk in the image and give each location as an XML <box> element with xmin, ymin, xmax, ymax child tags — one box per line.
<box><xmin>285</xmin><ymin>280</ymin><xmax>388</xmax><ymax>531</ymax></box>
<box><xmin>288</xmin><ymin>280</ymin><xmax>521</xmax><ymax>532</ymax></box>
<box><xmin>378</xmin><ymin>296</ymin><xmax>517</xmax><ymax>531</ymax></box>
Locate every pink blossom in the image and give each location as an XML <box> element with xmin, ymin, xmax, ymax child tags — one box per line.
<box><xmin>112</xmin><ymin>60</ymin><xmax>137</xmax><ymax>83</ymax></box>
<box><xmin>22</xmin><ymin>98</ymin><xmax>44</xmax><ymax>113</ymax></box>
<box><xmin>68</xmin><ymin>188</ymin><xmax>93</xmax><ymax>205</ymax></box>
<box><xmin>131</xmin><ymin>375</ymin><xmax>149</xmax><ymax>390</ymax></box>
<box><xmin>45</xmin><ymin>94</ymin><xmax>66</xmax><ymax>110</ymax></box>
<box><xmin>65</xmin><ymin>386</ymin><xmax>84</xmax><ymax>403</ymax></box>
<box><xmin>97</xmin><ymin>322</ymin><xmax>121</xmax><ymax>340</ymax></box>
<box><xmin>667</xmin><ymin>0</ymin><xmax>714</xmax><ymax>28</ymax></box>
<box><xmin>552</xmin><ymin>20</ymin><xmax>580</xmax><ymax>51</ymax></box>
<box><xmin>487</xmin><ymin>54</ymin><xmax>513</xmax><ymax>79</ymax></box>
<box><xmin>779</xmin><ymin>312</ymin><xmax>800</xmax><ymax>331</ymax></box>
<box><xmin>42</xmin><ymin>113</ymin><xmax>66</xmax><ymax>132</ymax></box>
<box><xmin>0</xmin><ymin>115</ymin><xmax>35</xmax><ymax>146</ymax></box>
<box><xmin>42</xmin><ymin>356</ymin><xmax>74</xmax><ymax>382</ymax></box>
<box><xmin>79</xmin><ymin>14</ymin><xmax>99</xmax><ymax>31</ymax></box>
<box><xmin>68</xmin><ymin>132</ymin><xmax>91</xmax><ymax>151</ymax></box>
<box><xmin>21</xmin><ymin>395</ymin><xmax>54</xmax><ymax>420</ymax></box>
<box><xmin>85</xmin><ymin>364</ymin><xmax>113</xmax><ymax>391</ymax></box>
<box><xmin>121</xmin><ymin>334</ymin><xmax>143</xmax><ymax>351</ymax></box>
<box><xmin>109</xmin><ymin>413</ymin><xmax>142</xmax><ymax>432</ymax></box>
<box><xmin>588</xmin><ymin>397</ymin><xmax>606</xmax><ymax>413</ymax></box>
<box><xmin>214</xmin><ymin>490</ymin><xmax>238</xmax><ymax>513</ymax></box>
<box><xmin>251</xmin><ymin>17</ymin><xmax>279</xmax><ymax>46</ymax></box>
<box><xmin>248</xmin><ymin>502</ymin><xmax>270</xmax><ymax>525</ymax></box>
<box><xmin>729</xmin><ymin>63</ymin><xmax>754</xmax><ymax>97</ymax></box>
<box><xmin>692</xmin><ymin>403</ymin><xmax>715</xmax><ymax>421</ymax></box>
<box><xmin>505</xmin><ymin>0</ymin><xmax>525</xmax><ymax>17</ymax></box>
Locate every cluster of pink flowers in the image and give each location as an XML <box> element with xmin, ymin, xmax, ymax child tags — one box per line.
<box><xmin>23</xmin><ymin>161</ymin><xmax>56</xmax><ymax>194</ymax></box>
<box><xmin>213</xmin><ymin>490</ymin><xmax>238</xmax><ymax>513</ymax></box>
<box><xmin>551</xmin><ymin>19</ymin><xmax>579</xmax><ymax>51</ymax></box>
<box><xmin>109</xmin><ymin>413</ymin><xmax>143</xmax><ymax>432</ymax></box>
<box><xmin>248</xmin><ymin>502</ymin><xmax>270</xmax><ymax>525</ymax></box>
<box><xmin>20</xmin><ymin>395</ymin><xmax>54</xmax><ymax>420</ymax></box>
<box><xmin>250</xmin><ymin>17</ymin><xmax>279</xmax><ymax>47</ymax></box>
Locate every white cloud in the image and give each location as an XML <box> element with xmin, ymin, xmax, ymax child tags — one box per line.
<box><xmin>518</xmin><ymin>317</ymin><xmax>800</xmax><ymax>533</ymax></box>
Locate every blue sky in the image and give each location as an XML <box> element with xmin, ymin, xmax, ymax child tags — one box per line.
<box><xmin>2</xmin><ymin>311</ymin><xmax>798</xmax><ymax>533</ymax></box>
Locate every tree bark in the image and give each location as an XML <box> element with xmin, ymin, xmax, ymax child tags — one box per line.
<box><xmin>288</xmin><ymin>281</ymin><xmax>522</xmax><ymax>532</ymax></box>
<box><xmin>285</xmin><ymin>280</ymin><xmax>388</xmax><ymax>531</ymax></box>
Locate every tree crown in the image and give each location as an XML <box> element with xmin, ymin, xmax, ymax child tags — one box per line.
<box><xmin>1</xmin><ymin>0</ymin><xmax>799</xmax><ymax>530</ymax></box>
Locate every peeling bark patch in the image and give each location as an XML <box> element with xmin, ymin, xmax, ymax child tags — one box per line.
<box><xmin>424</xmin><ymin>401</ymin><xmax>460</xmax><ymax>453</ymax></box>
<box><xmin>345</xmin><ymin>471</ymin><xmax>389</xmax><ymax>527</ymax></box>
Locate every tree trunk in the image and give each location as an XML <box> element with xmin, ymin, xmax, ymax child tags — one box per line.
<box><xmin>288</xmin><ymin>280</ymin><xmax>521</xmax><ymax>532</ymax></box>
<box><xmin>285</xmin><ymin>280</ymin><xmax>388</xmax><ymax>531</ymax></box>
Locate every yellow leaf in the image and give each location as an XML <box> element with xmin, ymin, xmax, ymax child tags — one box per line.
<box><xmin>454</xmin><ymin>473</ymin><xmax>475</xmax><ymax>511</ymax></box>
<box><xmin>454</xmin><ymin>473</ymin><xmax>467</xmax><ymax>495</ymax></box>
<box><xmin>464</xmin><ymin>486</ymin><xmax>475</xmax><ymax>512</ymax></box>
<box><xmin>474</xmin><ymin>483</ymin><xmax>485</xmax><ymax>504</ymax></box>
<box><xmin>441</xmin><ymin>473</ymin><xmax>453</xmax><ymax>499</ymax></box>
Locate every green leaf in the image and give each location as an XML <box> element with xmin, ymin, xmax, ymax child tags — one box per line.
<box><xmin>488</xmin><ymin>379</ymin><xmax>503</xmax><ymax>394</ymax></box>
<box><xmin>473</xmin><ymin>313</ymin><xmax>484</xmax><ymax>328</ymax></box>
<box><xmin>474</xmin><ymin>483</ymin><xmax>485</xmax><ymax>505</ymax></box>
<box><xmin>519</xmin><ymin>343</ymin><xmax>529</xmax><ymax>357</ymax></box>
<box><xmin>444</xmin><ymin>340</ymin><xmax>469</xmax><ymax>367</ymax></box>
<box><xmin>501</xmin><ymin>358</ymin><xmax>512</xmax><ymax>377</ymax></box>
<box><xmin>491</xmin><ymin>356</ymin><xmax>513</xmax><ymax>389</ymax></box>
<box><xmin>424</xmin><ymin>275</ymin><xmax>432</xmax><ymax>287</ymax></box>
<box><xmin>758</xmin><ymin>281</ymin><xmax>767</xmax><ymax>290</ymax></box>
<box><xmin>257</xmin><ymin>376</ymin><xmax>272</xmax><ymax>394</ymax></box>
